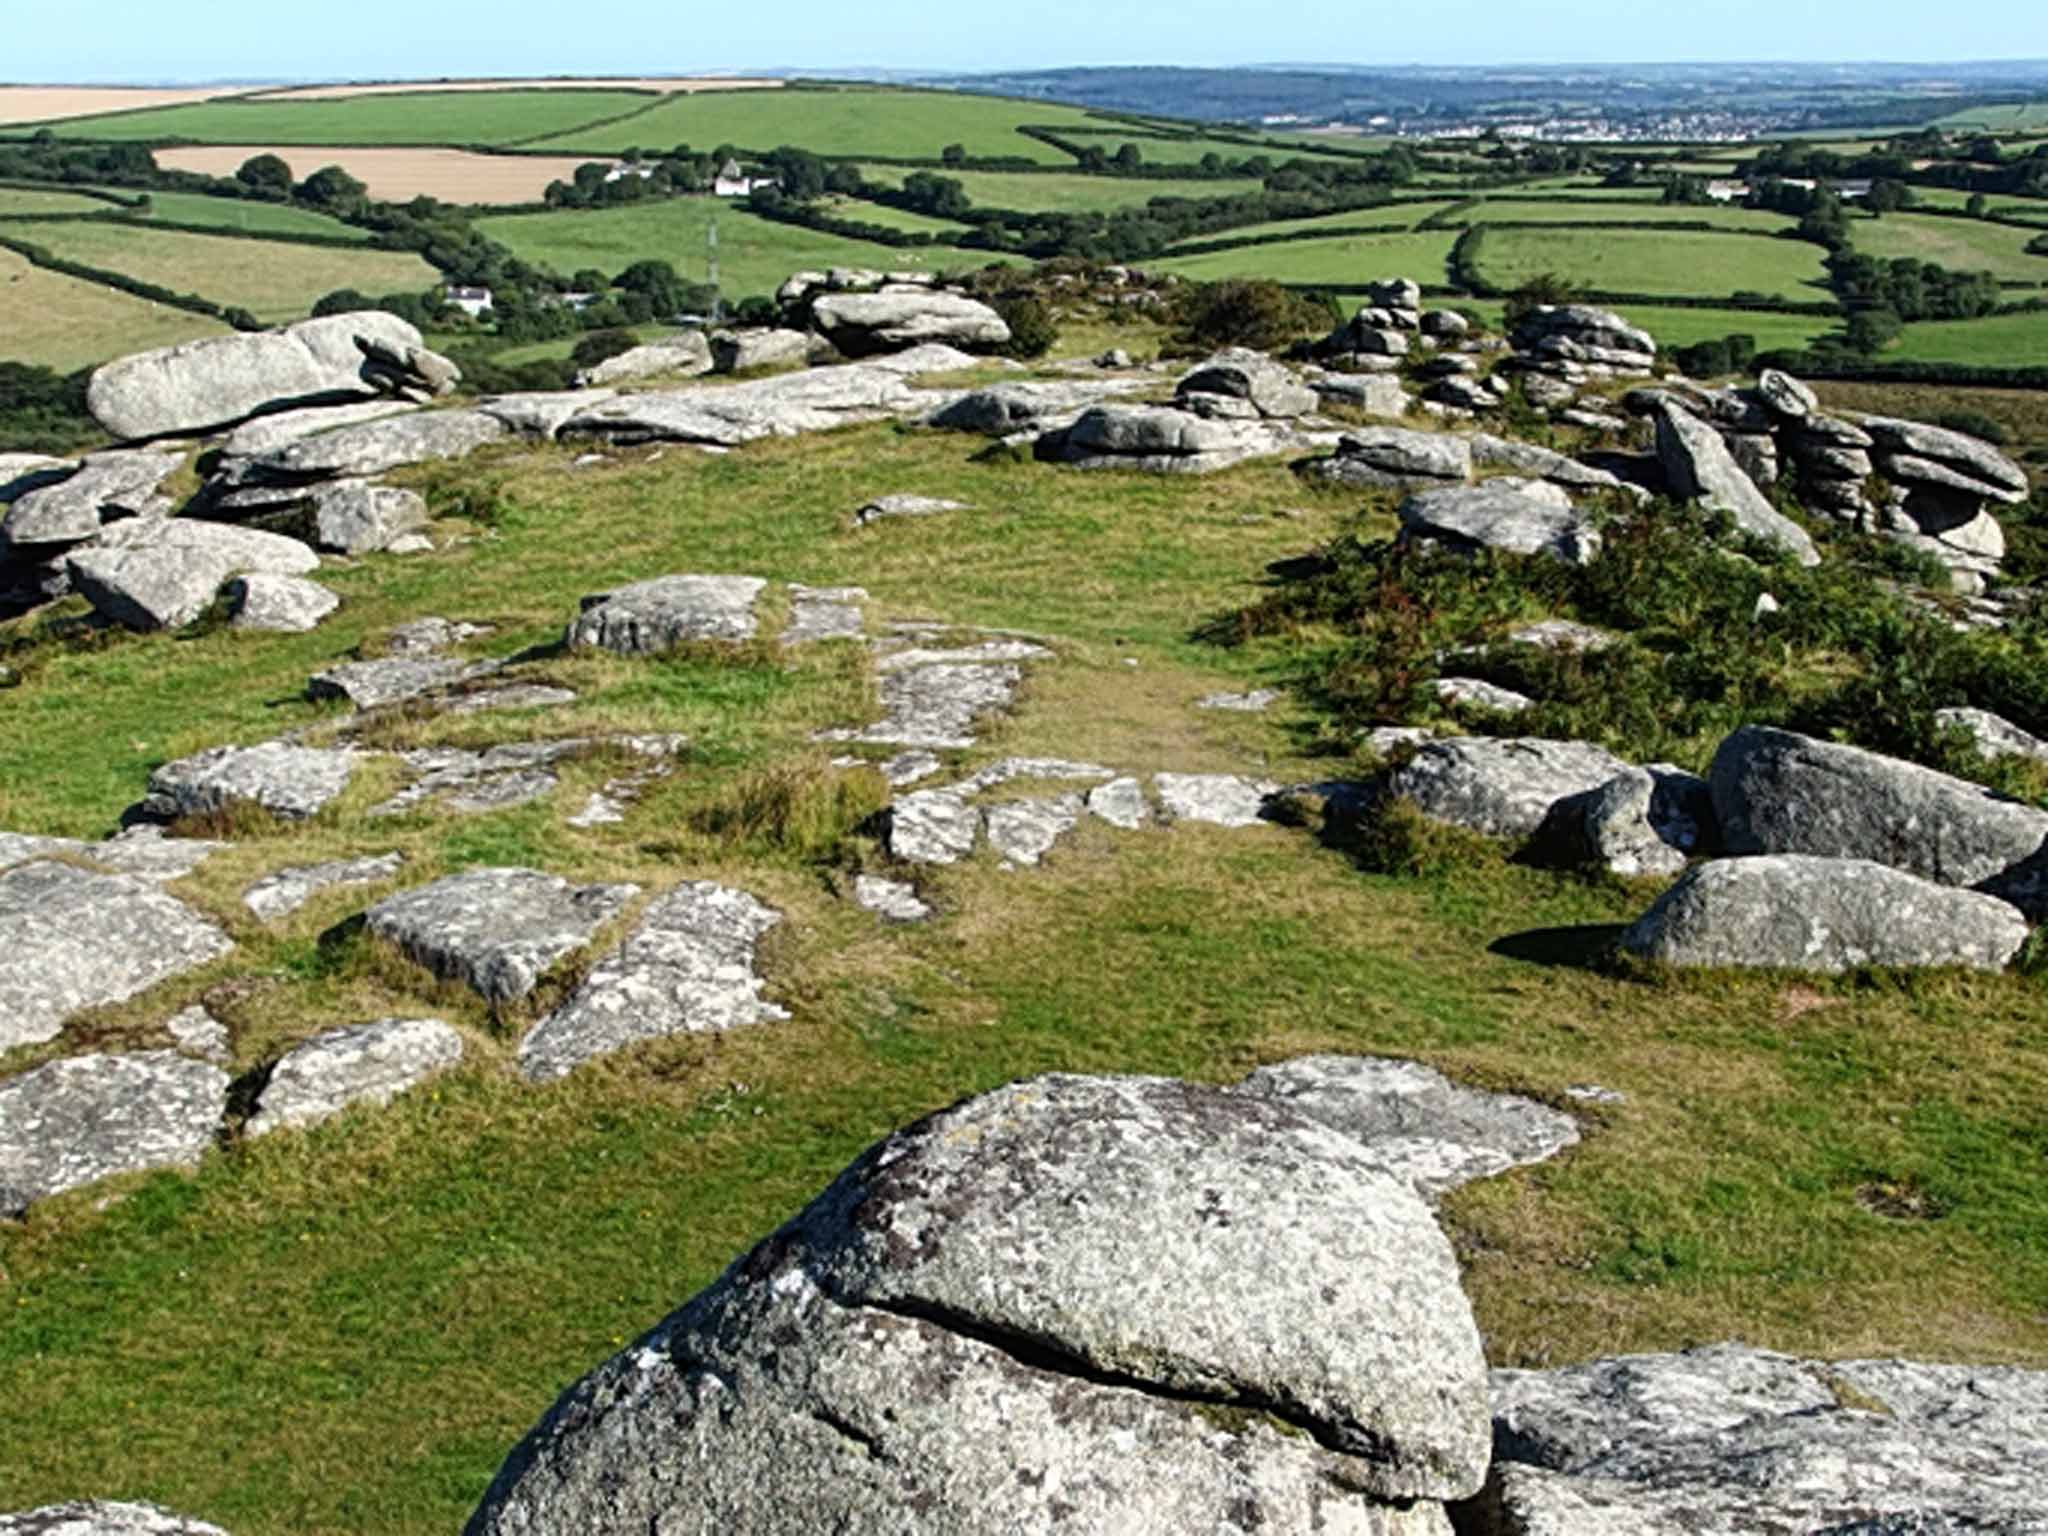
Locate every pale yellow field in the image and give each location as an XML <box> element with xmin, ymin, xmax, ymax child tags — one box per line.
<box><xmin>0</xmin><ymin>246</ymin><xmax>228</xmax><ymax>370</ymax></box>
<box><xmin>0</xmin><ymin>85</ymin><xmax>273</xmax><ymax>126</ymax></box>
<box><xmin>153</xmin><ymin>145</ymin><xmax>609</xmax><ymax>205</ymax></box>
<box><xmin>250</xmin><ymin>77</ymin><xmax>784</xmax><ymax>101</ymax></box>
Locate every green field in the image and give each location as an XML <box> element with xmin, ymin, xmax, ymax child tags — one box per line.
<box><xmin>1934</xmin><ymin>101</ymin><xmax>2048</xmax><ymax>132</ymax></box>
<box><xmin>107</xmin><ymin>188</ymin><xmax>374</xmax><ymax>241</ymax></box>
<box><xmin>812</xmin><ymin>195</ymin><xmax>969</xmax><ymax>237</ymax></box>
<box><xmin>1165</xmin><ymin>201</ymin><xmax>1464</xmax><ymax>249</ymax></box>
<box><xmin>0</xmin><ymin>186</ymin><xmax>123</xmax><ymax>216</ymax></box>
<box><xmin>479</xmin><ymin>200</ymin><xmax>999</xmax><ymax>299</ymax></box>
<box><xmin>1473</xmin><ymin>226</ymin><xmax>1831</xmax><ymax>300</ymax></box>
<box><xmin>18</xmin><ymin>221</ymin><xmax>437</xmax><ymax>324</ymax></box>
<box><xmin>24</xmin><ymin>90</ymin><xmax>657</xmax><ymax>147</ymax></box>
<box><xmin>1153</xmin><ymin>227</ymin><xmax>1460</xmax><ymax>287</ymax></box>
<box><xmin>530</xmin><ymin>87</ymin><xmax>1111</xmax><ymax>163</ymax></box>
<box><xmin>1508</xmin><ymin>178</ymin><xmax>1669</xmax><ymax>198</ymax></box>
<box><xmin>0</xmin><ymin>244</ymin><xmax>228</xmax><ymax>369</ymax></box>
<box><xmin>1849</xmin><ymin>211</ymin><xmax>2048</xmax><ymax>283</ymax></box>
<box><xmin>1614</xmin><ymin>303</ymin><xmax>1840</xmax><ymax>352</ymax></box>
<box><xmin>1887</xmin><ymin>306</ymin><xmax>2048</xmax><ymax>364</ymax></box>
<box><xmin>1459</xmin><ymin>197</ymin><xmax>1798</xmax><ymax>231</ymax></box>
<box><xmin>854</xmin><ymin>165</ymin><xmax>1267</xmax><ymax>212</ymax></box>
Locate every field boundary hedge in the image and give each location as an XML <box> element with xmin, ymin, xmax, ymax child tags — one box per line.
<box><xmin>0</xmin><ymin>231</ymin><xmax>244</xmax><ymax>324</ymax></box>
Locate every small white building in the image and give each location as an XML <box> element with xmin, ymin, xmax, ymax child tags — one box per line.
<box><xmin>604</xmin><ymin>163</ymin><xmax>656</xmax><ymax>184</ymax></box>
<box><xmin>713</xmin><ymin>157</ymin><xmax>776</xmax><ymax>197</ymax></box>
<box><xmin>444</xmin><ymin>285</ymin><xmax>493</xmax><ymax>319</ymax></box>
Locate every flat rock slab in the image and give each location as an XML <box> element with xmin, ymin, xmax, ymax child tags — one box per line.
<box><xmin>308</xmin><ymin>653</ymin><xmax>491</xmax><ymax>710</ymax></box>
<box><xmin>464</xmin><ymin>1073</ymin><xmax>1489</xmax><ymax>1534</ymax></box>
<box><xmin>1054</xmin><ymin>403</ymin><xmax>1292</xmax><ymax>475</ymax></box>
<box><xmin>823</xmin><ymin>660</ymin><xmax>1029</xmax><ymax>751</ymax></box>
<box><xmin>854</xmin><ymin>875</ymin><xmax>931</xmax><ymax>923</ymax></box>
<box><xmin>1622</xmin><ymin>855</ymin><xmax>2029</xmax><ymax>974</ymax></box>
<box><xmin>1235</xmin><ymin>1055</ymin><xmax>1580</xmax><ymax>1202</ymax></box>
<box><xmin>216</xmin><ymin>398</ymin><xmax>422</xmax><ymax>458</ymax></box>
<box><xmin>226</xmin><ymin>573</ymin><xmax>339</xmax><ymax>633</ymax></box>
<box><xmin>1087</xmin><ymin>775</ymin><xmax>1151</xmax><ymax>829</ymax></box>
<box><xmin>0</xmin><ymin>1051</ymin><xmax>229</xmax><ymax>1217</ymax></box>
<box><xmin>164</xmin><ymin>1005</ymin><xmax>231</xmax><ymax>1065</ymax></box>
<box><xmin>559</xmin><ymin>365</ymin><xmax>919</xmax><ymax>447</ymax></box>
<box><xmin>1389</xmin><ymin>737</ymin><xmax>1632</xmax><ymax>840</ymax></box>
<box><xmin>244</xmin><ymin>852</ymin><xmax>405</xmax><ymax>922</ymax></box>
<box><xmin>885</xmin><ymin>788</ymin><xmax>982</xmax><ymax>865</ymax></box>
<box><xmin>1482</xmin><ymin>1342</ymin><xmax>2048</xmax><ymax>1533</ymax></box>
<box><xmin>310</xmin><ymin>480</ymin><xmax>429</xmax><ymax>554</ymax></box>
<box><xmin>0</xmin><ymin>1503</ymin><xmax>230</xmax><ymax>1536</ymax></box>
<box><xmin>0</xmin><ymin>862</ymin><xmax>233</xmax><ymax>1051</ymax></box>
<box><xmin>924</xmin><ymin>379</ymin><xmax>1148</xmax><ymax>434</ymax></box>
<box><xmin>852</xmin><ymin>494</ymin><xmax>970</xmax><ymax>526</ymax></box>
<box><xmin>367</xmin><ymin>868</ymin><xmax>639</xmax><ymax>1006</ymax></box>
<box><xmin>567</xmin><ymin>575</ymin><xmax>766</xmax><ymax>654</ymax></box>
<box><xmin>810</xmin><ymin>290</ymin><xmax>1009</xmax><ymax>355</ymax></box>
<box><xmin>781</xmin><ymin>584</ymin><xmax>866</xmax><ymax>645</ymax></box>
<box><xmin>145</xmin><ymin>743</ymin><xmax>359</xmax><ymax>823</ymax></box>
<box><xmin>1711</xmin><ymin>723</ymin><xmax>2048</xmax><ymax>915</ymax></box>
<box><xmin>1198</xmin><ymin>688</ymin><xmax>1281</xmax><ymax>713</ymax></box>
<box><xmin>985</xmin><ymin>793</ymin><xmax>1084</xmax><ymax>866</ymax></box>
<box><xmin>519</xmin><ymin>882</ymin><xmax>786</xmax><ymax>1082</ymax></box>
<box><xmin>1154</xmin><ymin>773</ymin><xmax>1282</xmax><ymax>828</ymax></box>
<box><xmin>1</xmin><ymin>448</ymin><xmax>185</xmax><ymax>550</ymax></box>
<box><xmin>68</xmin><ymin>520</ymin><xmax>319</xmax><ymax>632</ymax></box>
<box><xmin>1399</xmin><ymin>483</ymin><xmax>1601</xmax><ymax>566</ymax></box>
<box><xmin>247</xmin><ymin>1017</ymin><xmax>464</xmax><ymax>1136</ymax></box>
<box><xmin>256</xmin><ymin>407</ymin><xmax>505</xmax><ymax>481</ymax></box>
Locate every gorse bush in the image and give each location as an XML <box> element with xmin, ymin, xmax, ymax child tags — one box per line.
<box><xmin>1169</xmin><ymin>279</ymin><xmax>1335</xmax><ymax>353</ymax></box>
<box><xmin>1214</xmin><ymin>499</ymin><xmax>2048</xmax><ymax>787</ymax></box>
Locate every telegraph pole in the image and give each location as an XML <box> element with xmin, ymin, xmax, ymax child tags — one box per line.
<box><xmin>707</xmin><ymin>216</ymin><xmax>722</xmax><ymax>327</ymax></box>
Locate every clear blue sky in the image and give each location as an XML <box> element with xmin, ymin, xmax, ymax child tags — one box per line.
<box><xmin>10</xmin><ymin>0</ymin><xmax>2047</xmax><ymax>82</ymax></box>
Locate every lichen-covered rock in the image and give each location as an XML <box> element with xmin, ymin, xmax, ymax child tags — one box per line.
<box><xmin>577</xmin><ymin>332</ymin><xmax>713</xmax><ymax>387</ymax></box>
<box><xmin>1533</xmin><ymin>767</ymin><xmax>1695</xmax><ymax>878</ymax></box>
<box><xmin>0</xmin><ymin>448</ymin><xmax>185</xmax><ymax>551</ymax></box>
<box><xmin>1235</xmin><ymin>1055</ymin><xmax>1579</xmax><ymax>1201</ymax></box>
<box><xmin>225</xmin><ymin>573</ymin><xmax>339</xmax><ymax>634</ymax></box>
<box><xmin>1511</xmin><ymin>306</ymin><xmax>1657</xmax><ymax>363</ymax></box>
<box><xmin>1052</xmin><ymin>403</ymin><xmax>1286</xmax><ymax>475</ymax></box>
<box><xmin>0</xmin><ymin>862</ymin><xmax>233</xmax><ymax>1051</ymax></box>
<box><xmin>1621</xmin><ymin>855</ymin><xmax>2028</xmax><ymax>973</ymax></box>
<box><xmin>1654</xmin><ymin>403</ymin><xmax>1819</xmax><ymax>566</ymax></box>
<box><xmin>518</xmin><ymin>883</ymin><xmax>786</xmax><ymax>1082</ymax></box>
<box><xmin>923</xmin><ymin>379</ymin><xmax>1147</xmax><ymax>435</ymax></box>
<box><xmin>144</xmin><ymin>743</ymin><xmax>359</xmax><ymax>823</ymax></box>
<box><xmin>885</xmin><ymin>788</ymin><xmax>981</xmax><ymax>865</ymax></box>
<box><xmin>243</xmin><ymin>851</ymin><xmax>406</xmax><ymax>922</ymax></box>
<box><xmin>247</xmin><ymin>1018</ymin><xmax>464</xmax><ymax>1135</ymax></box>
<box><xmin>851</xmin><ymin>494</ymin><xmax>969</xmax><ymax>526</ymax></box>
<box><xmin>710</xmin><ymin>327</ymin><xmax>814</xmax><ymax>373</ymax></box>
<box><xmin>309</xmin><ymin>480</ymin><xmax>429</xmax><ymax>554</ymax></box>
<box><xmin>853</xmin><ymin>875</ymin><xmax>931</xmax><ymax>923</ymax></box>
<box><xmin>366</xmin><ymin>868</ymin><xmax>639</xmax><ymax>1005</ymax></box>
<box><xmin>1389</xmin><ymin>737</ymin><xmax>1633</xmax><ymax>840</ymax></box>
<box><xmin>1862</xmin><ymin>415</ymin><xmax>2029</xmax><ymax>504</ymax></box>
<box><xmin>1477</xmin><ymin>1342</ymin><xmax>2048</xmax><ymax>1534</ymax></box>
<box><xmin>1154</xmin><ymin>773</ymin><xmax>1281</xmax><ymax>828</ymax></box>
<box><xmin>306</xmin><ymin>653</ymin><xmax>486</xmax><ymax>710</ymax></box>
<box><xmin>1399</xmin><ymin>484</ymin><xmax>1602</xmax><ymax>565</ymax></box>
<box><xmin>822</xmin><ymin>653</ymin><xmax>1033</xmax><ymax>751</ymax></box>
<box><xmin>464</xmin><ymin>1074</ymin><xmax>1491</xmax><ymax>1535</ymax></box>
<box><xmin>781</xmin><ymin>584</ymin><xmax>867</xmax><ymax>644</ymax></box>
<box><xmin>255</xmin><ymin>407</ymin><xmax>506</xmax><ymax>481</ymax></box>
<box><xmin>1710</xmin><ymin>724</ymin><xmax>2048</xmax><ymax>915</ymax></box>
<box><xmin>0</xmin><ymin>1501</ymin><xmax>231</xmax><ymax>1535</ymax></box>
<box><xmin>1938</xmin><ymin>705</ymin><xmax>2048</xmax><ymax>764</ymax></box>
<box><xmin>809</xmin><ymin>291</ymin><xmax>1010</xmax><ymax>356</ymax></box>
<box><xmin>1086</xmin><ymin>775</ymin><xmax>1151</xmax><ymax>829</ymax></box>
<box><xmin>1468</xmin><ymin>434</ymin><xmax>1628</xmax><ymax>494</ymax></box>
<box><xmin>567</xmin><ymin>575</ymin><xmax>766</xmax><ymax>654</ymax></box>
<box><xmin>0</xmin><ymin>1052</ymin><xmax>229</xmax><ymax>1216</ymax></box>
<box><xmin>67</xmin><ymin>520</ymin><xmax>319</xmax><ymax>632</ymax></box>
<box><xmin>1176</xmin><ymin>347</ymin><xmax>1318</xmax><ymax>419</ymax></box>
<box><xmin>984</xmin><ymin>794</ymin><xmax>1084</xmax><ymax>865</ymax></box>
<box><xmin>560</xmin><ymin>364</ymin><xmax>919</xmax><ymax>446</ymax></box>
<box><xmin>1303</xmin><ymin>426</ymin><xmax>1471</xmax><ymax>490</ymax></box>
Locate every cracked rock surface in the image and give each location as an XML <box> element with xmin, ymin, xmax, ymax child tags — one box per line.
<box><xmin>366</xmin><ymin>868</ymin><xmax>639</xmax><ymax>1005</ymax></box>
<box><xmin>248</xmin><ymin>1018</ymin><xmax>464</xmax><ymax>1136</ymax></box>
<box><xmin>464</xmin><ymin>1073</ymin><xmax>1489</xmax><ymax>1534</ymax></box>
<box><xmin>519</xmin><ymin>882</ymin><xmax>786</xmax><ymax>1081</ymax></box>
<box><xmin>1476</xmin><ymin>1342</ymin><xmax>2048</xmax><ymax>1533</ymax></box>
<box><xmin>0</xmin><ymin>862</ymin><xmax>233</xmax><ymax>1051</ymax></box>
<box><xmin>1389</xmin><ymin>737</ymin><xmax>1633</xmax><ymax>840</ymax></box>
<box><xmin>0</xmin><ymin>1052</ymin><xmax>229</xmax><ymax>1217</ymax></box>
<box><xmin>144</xmin><ymin>742</ymin><xmax>359</xmax><ymax>823</ymax></box>
<box><xmin>566</xmin><ymin>574</ymin><xmax>765</xmax><ymax>654</ymax></box>
<box><xmin>0</xmin><ymin>1503</ymin><xmax>231</xmax><ymax>1536</ymax></box>
<box><xmin>244</xmin><ymin>853</ymin><xmax>406</xmax><ymax>921</ymax></box>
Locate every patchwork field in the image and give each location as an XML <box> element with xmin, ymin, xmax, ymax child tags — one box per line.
<box><xmin>152</xmin><ymin>146</ymin><xmax>613</xmax><ymax>205</ymax></box>
<box><xmin>852</xmin><ymin>165</ymin><xmax>1267</xmax><ymax>212</ymax></box>
<box><xmin>1458</xmin><ymin>197</ymin><xmax>1799</xmax><ymax>232</ymax></box>
<box><xmin>1472</xmin><ymin>226</ymin><xmax>1832</xmax><ymax>300</ymax></box>
<box><xmin>0</xmin><ymin>245</ymin><xmax>227</xmax><ymax>369</ymax></box>
<box><xmin>1847</xmin><ymin>211</ymin><xmax>2048</xmax><ymax>283</ymax></box>
<box><xmin>1164</xmin><ymin>202</ymin><xmax>1466</xmax><ymax>247</ymax></box>
<box><xmin>0</xmin><ymin>186</ymin><xmax>122</xmax><ymax>216</ymax></box>
<box><xmin>18</xmin><ymin>90</ymin><xmax>656</xmax><ymax>147</ymax></box>
<box><xmin>108</xmin><ymin>188</ymin><xmax>374</xmax><ymax>240</ymax></box>
<box><xmin>527</xmin><ymin>86</ymin><xmax>1127</xmax><ymax>162</ymax></box>
<box><xmin>1613</xmin><ymin>303</ymin><xmax>1841</xmax><ymax>352</ymax></box>
<box><xmin>1153</xmin><ymin>228</ymin><xmax>1461</xmax><ymax>286</ymax></box>
<box><xmin>477</xmin><ymin>200</ymin><xmax>998</xmax><ymax>298</ymax></box>
<box><xmin>1888</xmin><ymin>306</ymin><xmax>2048</xmax><ymax>364</ymax></box>
<box><xmin>17</xmin><ymin>221</ymin><xmax>436</xmax><ymax>324</ymax></box>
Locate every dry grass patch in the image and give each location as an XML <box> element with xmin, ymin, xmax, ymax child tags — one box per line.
<box><xmin>0</xmin><ymin>86</ymin><xmax>272</xmax><ymax>126</ymax></box>
<box><xmin>0</xmin><ymin>246</ymin><xmax>227</xmax><ymax>371</ymax></box>
<box><xmin>252</xmin><ymin>78</ymin><xmax>783</xmax><ymax>102</ymax></box>
<box><xmin>152</xmin><ymin>146</ymin><xmax>620</xmax><ymax>205</ymax></box>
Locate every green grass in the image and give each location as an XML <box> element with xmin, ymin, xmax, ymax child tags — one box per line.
<box><xmin>529</xmin><ymin>86</ymin><xmax>1110</xmax><ymax>162</ymax></box>
<box><xmin>2</xmin><ymin>409</ymin><xmax>2046</xmax><ymax>1536</ymax></box>
<box><xmin>1164</xmin><ymin>201</ymin><xmax>1465</xmax><ymax>249</ymax></box>
<box><xmin>813</xmin><ymin>195</ymin><xmax>969</xmax><ymax>237</ymax></box>
<box><xmin>106</xmin><ymin>188</ymin><xmax>374</xmax><ymax>241</ymax></box>
<box><xmin>477</xmin><ymin>200</ymin><xmax>1001</xmax><ymax>301</ymax></box>
<box><xmin>1508</xmin><ymin>178</ymin><xmax>1671</xmax><ymax>197</ymax></box>
<box><xmin>0</xmin><ymin>244</ymin><xmax>227</xmax><ymax>369</ymax></box>
<box><xmin>853</xmin><ymin>165</ymin><xmax>1267</xmax><ymax>213</ymax></box>
<box><xmin>22</xmin><ymin>90</ymin><xmax>661</xmax><ymax>147</ymax></box>
<box><xmin>1848</xmin><ymin>211</ymin><xmax>2048</xmax><ymax>283</ymax></box>
<box><xmin>1459</xmin><ymin>197</ymin><xmax>1798</xmax><ymax>232</ymax></box>
<box><xmin>0</xmin><ymin>186</ymin><xmax>121</xmax><ymax>216</ymax></box>
<box><xmin>14</xmin><ymin>221</ymin><xmax>438</xmax><ymax>324</ymax></box>
<box><xmin>1934</xmin><ymin>101</ymin><xmax>2048</xmax><ymax>131</ymax></box>
<box><xmin>1613</xmin><ymin>303</ymin><xmax>1840</xmax><ymax>352</ymax></box>
<box><xmin>1152</xmin><ymin>228</ymin><xmax>1461</xmax><ymax>287</ymax></box>
<box><xmin>1473</xmin><ymin>226</ymin><xmax>1831</xmax><ymax>300</ymax></box>
<box><xmin>1886</xmin><ymin>307</ymin><xmax>2048</xmax><ymax>364</ymax></box>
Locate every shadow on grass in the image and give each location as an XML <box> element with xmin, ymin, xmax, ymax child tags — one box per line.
<box><xmin>1489</xmin><ymin>924</ymin><xmax>1628</xmax><ymax>971</ymax></box>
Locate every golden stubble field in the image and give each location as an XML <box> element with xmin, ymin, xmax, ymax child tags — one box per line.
<box><xmin>152</xmin><ymin>145</ymin><xmax>614</xmax><ymax>204</ymax></box>
<box><xmin>249</xmin><ymin>77</ymin><xmax>784</xmax><ymax>100</ymax></box>
<box><xmin>0</xmin><ymin>85</ymin><xmax>275</xmax><ymax>125</ymax></box>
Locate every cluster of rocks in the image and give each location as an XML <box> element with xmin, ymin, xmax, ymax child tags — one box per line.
<box><xmin>1377</xmin><ymin>720</ymin><xmax>2048</xmax><ymax>974</ymax></box>
<box><xmin>774</xmin><ymin>268</ymin><xmax>1012</xmax><ymax>357</ymax></box>
<box><xmin>1627</xmin><ymin>372</ymin><xmax>2031</xmax><ymax>595</ymax></box>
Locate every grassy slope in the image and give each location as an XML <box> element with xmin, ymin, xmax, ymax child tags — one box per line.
<box><xmin>111</xmin><ymin>189</ymin><xmax>374</xmax><ymax>241</ymax></box>
<box><xmin>21</xmin><ymin>90</ymin><xmax>658</xmax><ymax>147</ymax></box>
<box><xmin>1847</xmin><ymin>211</ymin><xmax>2048</xmax><ymax>283</ymax></box>
<box><xmin>1615</xmin><ymin>304</ymin><xmax>1839</xmax><ymax>351</ymax></box>
<box><xmin>1461</xmin><ymin>199</ymin><xmax>1798</xmax><ymax>231</ymax></box>
<box><xmin>854</xmin><ymin>165</ymin><xmax>1267</xmax><ymax>212</ymax></box>
<box><xmin>1474</xmin><ymin>226</ymin><xmax>1832</xmax><ymax>300</ymax></box>
<box><xmin>529</xmin><ymin>87</ymin><xmax>1102</xmax><ymax>161</ymax></box>
<box><xmin>0</xmin><ymin>245</ymin><xmax>228</xmax><ymax>368</ymax></box>
<box><xmin>811</xmin><ymin>195</ymin><xmax>970</xmax><ymax>237</ymax></box>
<box><xmin>15</xmin><ymin>222</ymin><xmax>437</xmax><ymax>324</ymax></box>
<box><xmin>1</xmin><ymin>400</ymin><xmax>2044</xmax><ymax>1536</ymax></box>
<box><xmin>1888</xmin><ymin>306</ymin><xmax>2048</xmax><ymax>364</ymax></box>
<box><xmin>477</xmin><ymin>201</ymin><xmax>1000</xmax><ymax>299</ymax></box>
<box><xmin>0</xmin><ymin>186</ymin><xmax>118</xmax><ymax>215</ymax></box>
<box><xmin>1154</xmin><ymin>228</ymin><xmax>1461</xmax><ymax>286</ymax></box>
<box><xmin>1166</xmin><ymin>201</ymin><xmax>1465</xmax><ymax>247</ymax></box>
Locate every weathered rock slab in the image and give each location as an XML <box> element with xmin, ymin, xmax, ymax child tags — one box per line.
<box><xmin>1399</xmin><ymin>484</ymin><xmax>1601</xmax><ymax>566</ymax></box>
<box><xmin>1154</xmin><ymin>772</ymin><xmax>1281</xmax><ymax>828</ymax></box>
<box><xmin>225</xmin><ymin>573</ymin><xmax>339</xmax><ymax>633</ymax></box>
<box><xmin>567</xmin><ymin>575</ymin><xmax>765</xmax><ymax>654</ymax></box>
<box><xmin>1389</xmin><ymin>737</ymin><xmax>1632</xmax><ymax>840</ymax></box>
<box><xmin>366</xmin><ymin>868</ymin><xmax>639</xmax><ymax>1005</ymax></box>
<box><xmin>243</xmin><ymin>852</ymin><xmax>405</xmax><ymax>921</ymax></box>
<box><xmin>810</xmin><ymin>291</ymin><xmax>1009</xmax><ymax>356</ymax></box>
<box><xmin>0</xmin><ymin>1052</ymin><xmax>228</xmax><ymax>1216</ymax></box>
<box><xmin>0</xmin><ymin>1502</ymin><xmax>231</xmax><ymax>1536</ymax></box>
<box><xmin>67</xmin><ymin>520</ymin><xmax>319</xmax><ymax>631</ymax></box>
<box><xmin>247</xmin><ymin>1018</ymin><xmax>464</xmax><ymax>1136</ymax></box>
<box><xmin>145</xmin><ymin>743</ymin><xmax>358</xmax><ymax>823</ymax></box>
